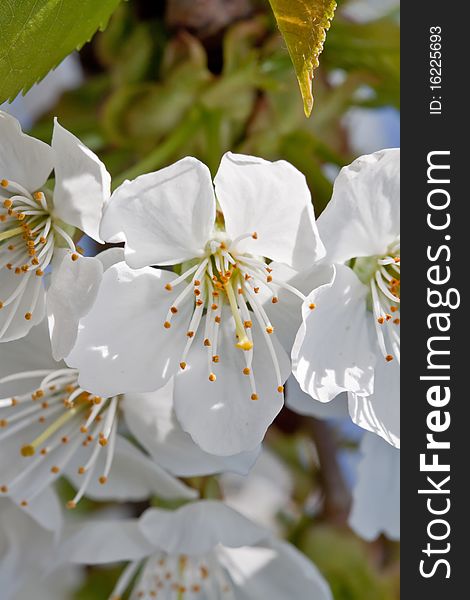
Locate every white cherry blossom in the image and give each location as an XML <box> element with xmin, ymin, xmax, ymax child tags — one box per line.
<box><xmin>0</xmin><ymin>321</ymin><xmax>195</xmax><ymax>518</ymax></box>
<box><xmin>67</xmin><ymin>153</ymin><xmax>325</xmax><ymax>455</ymax></box>
<box><xmin>292</xmin><ymin>149</ymin><xmax>400</xmax><ymax>447</ymax></box>
<box><xmin>61</xmin><ymin>500</ymin><xmax>333</xmax><ymax>600</ymax></box>
<box><xmin>0</xmin><ymin>111</ymin><xmax>109</xmax><ymax>355</ymax></box>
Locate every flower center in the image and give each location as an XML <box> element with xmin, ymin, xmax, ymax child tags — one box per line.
<box><xmin>0</xmin><ymin>178</ymin><xmax>80</xmax><ymax>334</ymax></box>
<box><xmin>351</xmin><ymin>238</ymin><xmax>400</xmax><ymax>363</ymax></box>
<box><xmin>0</xmin><ymin>367</ymin><xmax>120</xmax><ymax>508</ymax></box>
<box><xmin>110</xmin><ymin>553</ymin><xmax>236</xmax><ymax>600</ymax></box>
<box><xmin>162</xmin><ymin>231</ymin><xmax>305</xmax><ymax>401</ymax></box>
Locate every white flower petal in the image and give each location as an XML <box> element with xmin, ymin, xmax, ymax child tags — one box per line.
<box><xmin>51</xmin><ymin>119</ymin><xmax>110</xmax><ymax>242</ymax></box>
<box><xmin>174</xmin><ymin>313</ymin><xmax>290</xmax><ymax>455</ymax></box>
<box><xmin>319</xmin><ymin>148</ymin><xmax>400</xmax><ymax>263</ymax></box>
<box><xmin>0</xmin><ymin>416</ymin><xmax>37</xmax><ymax>480</ymax></box>
<box><xmin>17</xmin><ymin>486</ymin><xmax>63</xmax><ymax>533</ymax></box>
<box><xmin>0</xmin><ymin>111</ymin><xmax>54</xmax><ymax>192</ymax></box>
<box><xmin>0</xmin><ymin>267</ymin><xmax>46</xmax><ymax>343</ymax></box>
<box><xmin>94</xmin><ymin>246</ymin><xmax>125</xmax><ymax>271</ymax></box>
<box><xmin>47</xmin><ymin>250</ymin><xmax>103</xmax><ymax>360</ymax></box>
<box><xmin>14</xmin><ymin>564</ymin><xmax>83</xmax><ymax>600</ymax></box>
<box><xmin>261</xmin><ymin>262</ymin><xmax>334</xmax><ymax>353</ymax></box>
<box><xmin>61</xmin><ymin>519</ymin><xmax>154</xmax><ymax>564</ymax></box>
<box><xmin>53</xmin><ymin>247</ymin><xmax>126</xmax><ymax>361</ymax></box>
<box><xmin>0</xmin><ymin>496</ymin><xmax>57</xmax><ymax>599</ymax></box>
<box><xmin>100</xmin><ymin>157</ymin><xmax>215</xmax><ymax>267</ymax></box>
<box><xmin>49</xmin><ymin>250</ymin><xmax>123</xmax><ymax>363</ymax></box>
<box><xmin>219</xmin><ymin>539</ymin><xmax>332</xmax><ymax>600</ymax></box>
<box><xmin>292</xmin><ymin>264</ymin><xmax>376</xmax><ymax>402</ymax></box>
<box><xmin>286</xmin><ymin>376</ymin><xmax>350</xmax><ymax>419</ymax></box>
<box><xmin>64</xmin><ymin>435</ymin><xmax>195</xmax><ymax>502</ymax></box>
<box><xmin>215</xmin><ymin>153</ymin><xmax>325</xmax><ymax>269</ymax></box>
<box><xmin>0</xmin><ymin>319</ymin><xmax>58</xmax><ymax>382</ymax></box>
<box><xmin>0</xmin><ymin>376</ymin><xmax>61</xmax><ymax>488</ymax></box>
<box><xmin>220</xmin><ymin>449</ymin><xmax>293</xmax><ymax>533</ymax></box>
<box><xmin>0</xmin><ymin>331</ymin><xmax>65</xmax><ymax>517</ymax></box>
<box><xmin>122</xmin><ymin>379</ymin><xmax>260</xmax><ymax>477</ymax></box>
<box><xmin>0</xmin><ymin>419</ymin><xmax>69</xmax><ymax>522</ymax></box>
<box><xmin>348</xmin><ymin>353</ymin><xmax>400</xmax><ymax>448</ymax></box>
<box><xmin>67</xmin><ymin>262</ymin><xmax>190</xmax><ymax>397</ymax></box>
<box><xmin>0</xmin><ymin>488</ymin><xmax>63</xmax><ymax>540</ymax></box>
<box><xmin>139</xmin><ymin>501</ymin><xmax>268</xmax><ymax>555</ymax></box>
<box><xmin>349</xmin><ymin>433</ymin><xmax>400</xmax><ymax>541</ymax></box>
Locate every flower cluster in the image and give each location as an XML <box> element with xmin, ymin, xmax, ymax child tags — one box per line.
<box><xmin>0</xmin><ymin>111</ymin><xmax>399</xmax><ymax>598</ymax></box>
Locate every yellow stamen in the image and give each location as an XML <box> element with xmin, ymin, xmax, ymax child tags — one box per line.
<box><xmin>20</xmin><ymin>404</ymin><xmax>85</xmax><ymax>457</ymax></box>
<box><xmin>224</xmin><ymin>280</ymin><xmax>253</xmax><ymax>351</ymax></box>
<box><xmin>0</xmin><ymin>226</ymin><xmax>23</xmax><ymax>242</ymax></box>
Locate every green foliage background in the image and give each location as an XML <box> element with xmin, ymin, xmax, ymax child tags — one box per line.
<box><xmin>28</xmin><ymin>0</ymin><xmax>399</xmax><ymax>218</ymax></box>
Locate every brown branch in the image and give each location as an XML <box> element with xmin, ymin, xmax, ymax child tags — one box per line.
<box><xmin>311</xmin><ymin>417</ymin><xmax>352</xmax><ymax>524</ymax></box>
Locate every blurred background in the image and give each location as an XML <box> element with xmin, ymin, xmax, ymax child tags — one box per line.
<box><xmin>3</xmin><ymin>0</ymin><xmax>400</xmax><ymax>598</ymax></box>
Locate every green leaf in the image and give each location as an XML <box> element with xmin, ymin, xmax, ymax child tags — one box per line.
<box><xmin>267</xmin><ymin>0</ymin><xmax>337</xmax><ymax>117</ymax></box>
<box><xmin>0</xmin><ymin>0</ymin><xmax>122</xmax><ymax>104</ymax></box>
